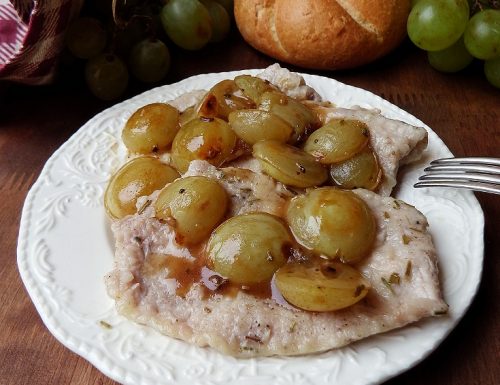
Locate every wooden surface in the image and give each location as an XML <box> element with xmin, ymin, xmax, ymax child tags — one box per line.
<box><xmin>0</xmin><ymin>30</ymin><xmax>498</xmax><ymax>385</ymax></box>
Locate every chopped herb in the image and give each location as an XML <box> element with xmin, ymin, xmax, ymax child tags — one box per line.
<box><xmin>384</xmin><ymin>211</ymin><xmax>390</xmax><ymax>219</ymax></box>
<box><xmin>240</xmin><ymin>346</ymin><xmax>255</xmax><ymax>352</ymax></box>
<box><xmin>99</xmin><ymin>320</ymin><xmax>112</xmax><ymax>329</ymax></box>
<box><xmin>389</xmin><ymin>273</ymin><xmax>400</xmax><ymax>285</ymax></box>
<box><xmin>433</xmin><ymin>309</ymin><xmax>448</xmax><ymax>316</ymax></box>
<box><xmin>402</xmin><ymin>234</ymin><xmax>411</xmax><ymax>245</ymax></box>
<box><xmin>208</xmin><ymin>275</ymin><xmax>228</xmax><ymax>290</ymax></box>
<box><xmin>137</xmin><ymin>199</ymin><xmax>152</xmax><ymax>215</ymax></box>
<box><xmin>381</xmin><ymin>277</ymin><xmax>395</xmax><ymax>294</ymax></box>
<box><xmin>288</xmin><ymin>322</ymin><xmax>297</xmax><ymax>333</ymax></box>
<box><xmin>354</xmin><ymin>284</ymin><xmax>366</xmax><ymax>297</ymax></box>
<box><xmin>392</xmin><ymin>200</ymin><xmax>401</xmax><ymax>209</ymax></box>
<box><xmin>203</xmin><ymin>307</ymin><xmax>212</xmax><ymax>313</ymax></box>
<box><xmin>405</xmin><ymin>261</ymin><xmax>412</xmax><ymax>278</ymax></box>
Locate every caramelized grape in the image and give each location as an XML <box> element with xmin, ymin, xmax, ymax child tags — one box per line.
<box><xmin>104</xmin><ymin>157</ymin><xmax>179</xmax><ymax>219</ymax></box>
<box><xmin>286</xmin><ymin>188</ymin><xmax>376</xmax><ymax>263</ymax></box>
<box><xmin>259</xmin><ymin>91</ymin><xmax>318</xmax><ymax>143</ymax></box>
<box><xmin>155</xmin><ymin>176</ymin><xmax>228</xmax><ymax>244</ymax></box>
<box><xmin>253</xmin><ymin>140</ymin><xmax>328</xmax><ymax>188</ymax></box>
<box><xmin>303</xmin><ymin>119</ymin><xmax>370</xmax><ymax>163</ymax></box>
<box><xmin>122</xmin><ymin>103</ymin><xmax>180</xmax><ymax>154</ymax></box>
<box><xmin>197</xmin><ymin>80</ymin><xmax>255</xmax><ymax>120</ymax></box>
<box><xmin>329</xmin><ymin>149</ymin><xmax>382</xmax><ymax>191</ymax></box>
<box><xmin>234</xmin><ymin>75</ymin><xmax>275</xmax><ymax>103</ymax></box>
<box><xmin>207</xmin><ymin>212</ymin><xmax>292</xmax><ymax>284</ymax></box>
<box><xmin>171</xmin><ymin>117</ymin><xmax>238</xmax><ymax>173</ymax></box>
<box><xmin>275</xmin><ymin>261</ymin><xmax>369</xmax><ymax>312</ymax></box>
<box><xmin>228</xmin><ymin>109</ymin><xmax>293</xmax><ymax>144</ymax></box>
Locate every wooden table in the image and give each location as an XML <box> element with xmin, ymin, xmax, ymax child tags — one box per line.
<box><xmin>0</xmin><ymin>31</ymin><xmax>498</xmax><ymax>385</ymax></box>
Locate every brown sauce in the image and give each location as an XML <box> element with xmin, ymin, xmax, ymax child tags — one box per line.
<box><xmin>143</xmin><ymin>242</ymin><xmax>302</xmax><ymax>306</ymax></box>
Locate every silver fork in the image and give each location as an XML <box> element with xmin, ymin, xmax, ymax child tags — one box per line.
<box><xmin>414</xmin><ymin>157</ymin><xmax>500</xmax><ymax>195</ymax></box>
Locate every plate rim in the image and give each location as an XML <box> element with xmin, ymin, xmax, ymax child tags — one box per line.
<box><xmin>17</xmin><ymin>68</ymin><xmax>485</xmax><ymax>385</ymax></box>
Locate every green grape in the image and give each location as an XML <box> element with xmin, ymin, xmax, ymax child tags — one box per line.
<box><xmin>85</xmin><ymin>53</ymin><xmax>129</xmax><ymax>101</ymax></box>
<box><xmin>213</xmin><ymin>0</ymin><xmax>233</xmax><ymax>16</ymax></box>
<box><xmin>275</xmin><ymin>261</ymin><xmax>369</xmax><ymax>312</ymax></box>
<box><xmin>484</xmin><ymin>57</ymin><xmax>500</xmax><ymax>88</ymax></box>
<box><xmin>428</xmin><ymin>37</ymin><xmax>474</xmax><ymax>72</ymax></box>
<box><xmin>201</xmin><ymin>0</ymin><xmax>231</xmax><ymax>42</ymax></box>
<box><xmin>113</xmin><ymin>18</ymin><xmax>149</xmax><ymax>57</ymax></box>
<box><xmin>464</xmin><ymin>9</ymin><xmax>500</xmax><ymax>60</ymax></box>
<box><xmin>407</xmin><ymin>0</ymin><xmax>469</xmax><ymax>51</ymax></box>
<box><xmin>66</xmin><ymin>17</ymin><xmax>107</xmax><ymax>59</ymax></box>
<box><xmin>129</xmin><ymin>38</ymin><xmax>170</xmax><ymax>83</ymax></box>
<box><xmin>160</xmin><ymin>0</ymin><xmax>212</xmax><ymax>50</ymax></box>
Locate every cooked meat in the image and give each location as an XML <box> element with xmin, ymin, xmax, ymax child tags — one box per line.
<box><xmin>105</xmin><ymin>65</ymin><xmax>444</xmax><ymax>358</ymax></box>
<box><xmin>105</xmin><ymin>164</ymin><xmax>447</xmax><ymax>357</ymax></box>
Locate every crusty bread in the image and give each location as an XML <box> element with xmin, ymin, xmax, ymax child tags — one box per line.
<box><xmin>234</xmin><ymin>0</ymin><xmax>410</xmax><ymax>70</ymax></box>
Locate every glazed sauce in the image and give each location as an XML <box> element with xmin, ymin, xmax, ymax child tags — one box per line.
<box><xmin>143</xmin><ymin>242</ymin><xmax>299</xmax><ymax>305</ymax></box>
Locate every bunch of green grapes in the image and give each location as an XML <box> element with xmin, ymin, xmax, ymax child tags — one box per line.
<box><xmin>407</xmin><ymin>0</ymin><xmax>500</xmax><ymax>88</ymax></box>
<box><xmin>65</xmin><ymin>0</ymin><xmax>233</xmax><ymax>100</ymax></box>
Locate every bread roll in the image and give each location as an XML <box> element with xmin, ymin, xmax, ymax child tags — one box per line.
<box><xmin>234</xmin><ymin>0</ymin><xmax>410</xmax><ymax>70</ymax></box>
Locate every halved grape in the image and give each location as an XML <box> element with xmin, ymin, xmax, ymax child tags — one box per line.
<box><xmin>129</xmin><ymin>38</ymin><xmax>170</xmax><ymax>83</ymax></box>
<box><xmin>228</xmin><ymin>109</ymin><xmax>293</xmax><ymax>144</ymax></box>
<box><xmin>207</xmin><ymin>212</ymin><xmax>292</xmax><ymax>284</ymax></box>
<box><xmin>407</xmin><ymin>0</ymin><xmax>469</xmax><ymax>51</ymax></box>
<box><xmin>171</xmin><ymin>117</ymin><xmax>238</xmax><ymax>173</ymax></box>
<box><xmin>303</xmin><ymin>119</ymin><xmax>370</xmax><ymax>164</ymax></box>
<box><xmin>85</xmin><ymin>53</ymin><xmax>129</xmax><ymax>101</ymax></box>
<box><xmin>428</xmin><ymin>36</ymin><xmax>473</xmax><ymax>72</ymax></box>
<box><xmin>464</xmin><ymin>9</ymin><xmax>500</xmax><ymax>60</ymax></box>
<box><xmin>155</xmin><ymin>176</ymin><xmax>228</xmax><ymax>244</ymax></box>
<box><xmin>275</xmin><ymin>261</ymin><xmax>369</xmax><ymax>312</ymax></box>
<box><xmin>286</xmin><ymin>188</ymin><xmax>376</xmax><ymax>263</ymax></box>
<box><xmin>259</xmin><ymin>91</ymin><xmax>318</xmax><ymax>143</ymax></box>
<box><xmin>197</xmin><ymin>80</ymin><xmax>255</xmax><ymax>120</ymax></box>
<box><xmin>122</xmin><ymin>103</ymin><xmax>180</xmax><ymax>154</ymax></box>
<box><xmin>234</xmin><ymin>75</ymin><xmax>275</xmax><ymax>103</ymax></box>
<box><xmin>104</xmin><ymin>157</ymin><xmax>179</xmax><ymax>219</ymax></box>
<box><xmin>160</xmin><ymin>0</ymin><xmax>212</xmax><ymax>50</ymax></box>
<box><xmin>329</xmin><ymin>149</ymin><xmax>382</xmax><ymax>191</ymax></box>
<box><xmin>253</xmin><ymin>140</ymin><xmax>328</xmax><ymax>188</ymax></box>
<box><xmin>66</xmin><ymin>17</ymin><xmax>107</xmax><ymax>59</ymax></box>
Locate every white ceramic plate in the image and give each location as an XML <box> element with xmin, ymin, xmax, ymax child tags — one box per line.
<box><xmin>17</xmin><ymin>69</ymin><xmax>484</xmax><ymax>385</ymax></box>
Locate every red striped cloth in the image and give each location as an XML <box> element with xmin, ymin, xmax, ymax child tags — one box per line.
<box><xmin>0</xmin><ymin>0</ymin><xmax>82</xmax><ymax>85</ymax></box>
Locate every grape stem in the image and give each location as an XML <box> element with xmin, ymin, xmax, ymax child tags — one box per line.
<box><xmin>471</xmin><ymin>0</ymin><xmax>499</xmax><ymax>14</ymax></box>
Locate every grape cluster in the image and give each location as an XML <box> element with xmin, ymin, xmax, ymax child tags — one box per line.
<box><xmin>407</xmin><ymin>0</ymin><xmax>500</xmax><ymax>88</ymax></box>
<box><xmin>65</xmin><ymin>0</ymin><xmax>233</xmax><ymax>100</ymax></box>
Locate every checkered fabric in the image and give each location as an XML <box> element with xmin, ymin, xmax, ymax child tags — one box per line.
<box><xmin>0</xmin><ymin>0</ymin><xmax>82</xmax><ymax>85</ymax></box>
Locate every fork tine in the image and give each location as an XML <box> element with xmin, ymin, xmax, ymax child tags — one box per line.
<box><xmin>415</xmin><ymin>157</ymin><xmax>500</xmax><ymax>195</ymax></box>
<box><xmin>419</xmin><ymin>172</ymin><xmax>500</xmax><ymax>185</ymax></box>
<box><xmin>431</xmin><ymin>157</ymin><xmax>500</xmax><ymax>166</ymax></box>
<box><xmin>414</xmin><ymin>180</ymin><xmax>500</xmax><ymax>195</ymax></box>
<box><xmin>424</xmin><ymin>164</ymin><xmax>500</xmax><ymax>174</ymax></box>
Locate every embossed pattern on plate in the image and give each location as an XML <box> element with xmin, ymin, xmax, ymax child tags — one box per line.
<box><xmin>17</xmin><ymin>70</ymin><xmax>484</xmax><ymax>385</ymax></box>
